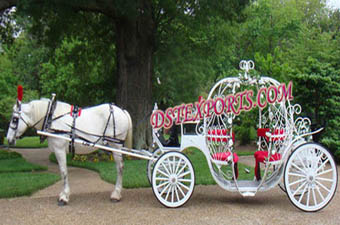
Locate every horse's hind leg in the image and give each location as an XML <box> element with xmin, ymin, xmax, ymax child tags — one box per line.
<box><xmin>49</xmin><ymin>137</ymin><xmax>70</xmax><ymax>205</ymax></box>
<box><xmin>111</xmin><ymin>151</ymin><xmax>124</xmax><ymax>202</ymax></box>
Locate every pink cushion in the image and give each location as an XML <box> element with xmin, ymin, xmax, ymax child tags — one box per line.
<box><xmin>212</xmin><ymin>152</ymin><xmax>238</xmax><ymax>163</ymax></box>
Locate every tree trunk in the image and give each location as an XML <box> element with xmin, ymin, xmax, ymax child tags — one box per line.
<box><xmin>115</xmin><ymin>14</ymin><xmax>154</xmax><ymax>149</ymax></box>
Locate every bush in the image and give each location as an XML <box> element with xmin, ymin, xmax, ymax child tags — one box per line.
<box><xmin>235</xmin><ymin>125</ymin><xmax>257</xmax><ymax>145</ymax></box>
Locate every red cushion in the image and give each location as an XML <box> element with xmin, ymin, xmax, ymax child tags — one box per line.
<box><xmin>257</xmin><ymin>128</ymin><xmax>285</xmax><ymax>141</ymax></box>
<box><xmin>207</xmin><ymin>129</ymin><xmax>235</xmax><ymax>143</ymax></box>
<box><xmin>254</xmin><ymin>151</ymin><xmax>281</xmax><ymax>180</ymax></box>
<box><xmin>254</xmin><ymin>151</ymin><xmax>281</xmax><ymax>163</ymax></box>
<box><xmin>212</xmin><ymin>152</ymin><xmax>238</xmax><ymax>163</ymax></box>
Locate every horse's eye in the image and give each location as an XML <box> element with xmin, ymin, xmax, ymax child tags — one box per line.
<box><xmin>12</xmin><ymin>117</ymin><xmax>18</xmax><ymax>123</ymax></box>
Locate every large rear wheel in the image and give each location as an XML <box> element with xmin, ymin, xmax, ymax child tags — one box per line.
<box><xmin>284</xmin><ymin>143</ymin><xmax>337</xmax><ymax>212</ymax></box>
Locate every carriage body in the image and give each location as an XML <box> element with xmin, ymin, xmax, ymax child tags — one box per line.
<box><xmin>150</xmin><ymin>60</ymin><xmax>337</xmax><ymax>211</ymax></box>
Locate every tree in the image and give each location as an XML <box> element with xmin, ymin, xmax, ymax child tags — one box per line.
<box><xmin>0</xmin><ymin>0</ymin><xmax>249</xmax><ymax>148</ymax></box>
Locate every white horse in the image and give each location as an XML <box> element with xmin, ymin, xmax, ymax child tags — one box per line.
<box><xmin>6</xmin><ymin>99</ymin><xmax>133</xmax><ymax>205</ymax></box>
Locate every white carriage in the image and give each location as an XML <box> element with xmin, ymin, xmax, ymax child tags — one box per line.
<box><xmin>149</xmin><ymin>60</ymin><xmax>338</xmax><ymax>211</ymax></box>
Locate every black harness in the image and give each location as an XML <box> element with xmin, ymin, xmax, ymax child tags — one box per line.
<box><xmin>69</xmin><ymin>105</ymin><xmax>81</xmax><ymax>157</ymax></box>
<box><xmin>40</xmin><ymin>94</ymin><xmax>57</xmax><ymax>143</ymax></box>
<box><xmin>39</xmin><ymin>97</ymin><xmax>123</xmax><ymax>158</ymax></box>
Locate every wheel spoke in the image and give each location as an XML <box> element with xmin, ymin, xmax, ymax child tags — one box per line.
<box><xmin>155</xmin><ymin>177</ymin><xmax>169</xmax><ymax>181</ymax></box>
<box><xmin>157</xmin><ymin>181</ymin><xmax>169</xmax><ymax>189</ymax></box>
<box><xmin>306</xmin><ymin>187</ymin><xmax>310</xmax><ymax>207</ymax></box>
<box><xmin>317</xmin><ymin>168</ymin><xmax>333</xmax><ymax>176</ymax></box>
<box><xmin>174</xmin><ymin>158</ymin><xmax>182</xmax><ymax>175</ymax></box>
<box><xmin>313</xmin><ymin>150</ymin><xmax>323</xmax><ymax>170</ymax></box>
<box><xmin>171</xmin><ymin>186</ymin><xmax>175</xmax><ymax>203</ymax></box>
<box><xmin>157</xmin><ymin>167</ymin><xmax>170</xmax><ymax>178</ymax></box>
<box><xmin>288</xmin><ymin>178</ymin><xmax>306</xmax><ymax>187</ymax></box>
<box><xmin>298</xmin><ymin>184</ymin><xmax>308</xmax><ymax>203</ymax></box>
<box><xmin>297</xmin><ymin>153</ymin><xmax>308</xmax><ymax>170</ymax></box>
<box><xmin>174</xmin><ymin>185</ymin><xmax>180</xmax><ymax>201</ymax></box>
<box><xmin>165</xmin><ymin>158</ymin><xmax>173</xmax><ymax>174</ymax></box>
<box><xmin>315</xmin><ymin>180</ymin><xmax>331</xmax><ymax>193</ymax></box>
<box><xmin>316</xmin><ymin>159</ymin><xmax>330</xmax><ymax>173</ymax></box>
<box><xmin>316</xmin><ymin>177</ymin><xmax>334</xmax><ymax>182</ymax></box>
<box><xmin>176</xmin><ymin>183</ymin><xmax>185</xmax><ymax>197</ymax></box>
<box><xmin>160</xmin><ymin>183</ymin><xmax>171</xmax><ymax>196</ymax></box>
<box><xmin>178</xmin><ymin>170</ymin><xmax>191</xmax><ymax>179</ymax></box>
<box><xmin>312</xmin><ymin>187</ymin><xmax>317</xmax><ymax>206</ymax></box>
<box><xmin>293</xmin><ymin>181</ymin><xmax>307</xmax><ymax>196</ymax></box>
<box><xmin>161</xmin><ymin>162</ymin><xmax>171</xmax><ymax>176</ymax></box>
<box><xmin>165</xmin><ymin>184</ymin><xmax>171</xmax><ymax>201</ymax></box>
<box><xmin>178</xmin><ymin>178</ymin><xmax>192</xmax><ymax>183</ymax></box>
<box><xmin>178</xmin><ymin>181</ymin><xmax>190</xmax><ymax>191</ymax></box>
<box><xmin>316</xmin><ymin>186</ymin><xmax>325</xmax><ymax>201</ymax></box>
<box><xmin>291</xmin><ymin>162</ymin><xmax>306</xmax><ymax>175</ymax></box>
<box><xmin>176</xmin><ymin>162</ymin><xmax>188</xmax><ymax>176</ymax></box>
<box><xmin>288</xmin><ymin>172</ymin><xmax>305</xmax><ymax>178</ymax></box>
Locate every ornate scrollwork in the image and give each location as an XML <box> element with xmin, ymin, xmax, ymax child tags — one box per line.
<box><xmin>294</xmin><ymin>117</ymin><xmax>311</xmax><ymax>136</ymax></box>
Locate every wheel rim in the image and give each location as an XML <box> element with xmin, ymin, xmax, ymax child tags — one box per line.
<box><xmin>152</xmin><ymin>151</ymin><xmax>195</xmax><ymax>208</ymax></box>
<box><xmin>284</xmin><ymin>143</ymin><xmax>337</xmax><ymax>212</ymax></box>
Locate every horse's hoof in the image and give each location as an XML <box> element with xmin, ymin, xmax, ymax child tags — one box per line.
<box><xmin>110</xmin><ymin>198</ymin><xmax>120</xmax><ymax>203</ymax></box>
<box><xmin>58</xmin><ymin>200</ymin><xmax>67</xmax><ymax>206</ymax></box>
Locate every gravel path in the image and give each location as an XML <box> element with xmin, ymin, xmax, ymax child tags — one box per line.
<box><xmin>0</xmin><ymin>148</ymin><xmax>339</xmax><ymax>225</ymax></box>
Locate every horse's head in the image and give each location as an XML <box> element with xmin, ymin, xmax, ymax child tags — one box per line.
<box><xmin>6</xmin><ymin>100</ymin><xmax>33</xmax><ymax>145</ymax></box>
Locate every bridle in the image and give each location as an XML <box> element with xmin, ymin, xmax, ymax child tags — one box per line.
<box><xmin>9</xmin><ymin>101</ymin><xmax>44</xmax><ymax>139</ymax></box>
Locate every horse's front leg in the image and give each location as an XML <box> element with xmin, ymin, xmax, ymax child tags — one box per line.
<box><xmin>48</xmin><ymin>137</ymin><xmax>70</xmax><ymax>205</ymax></box>
<box><xmin>111</xmin><ymin>151</ymin><xmax>124</xmax><ymax>202</ymax></box>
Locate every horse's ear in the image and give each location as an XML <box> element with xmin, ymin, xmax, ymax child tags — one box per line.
<box><xmin>17</xmin><ymin>85</ymin><xmax>23</xmax><ymax>102</ymax></box>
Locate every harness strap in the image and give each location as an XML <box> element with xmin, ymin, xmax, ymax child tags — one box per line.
<box><xmin>40</xmin><ymin>94</ymin><xmax>57</xmax><ymax>143</ymax></box>
<box><xmin>69</xmin><ymin>105</ymin><xmax>81</xmax><ymax>158</ymax></box>
<box><xmin>102</xmin><ymin>103</ymin><xmax>116</xmax><ymax>139</ymax></box>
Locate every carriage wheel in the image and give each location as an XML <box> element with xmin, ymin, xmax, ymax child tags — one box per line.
<box><xmin>152</xmin><ymin>151</ymin><xmax>195</xmax><ymax>208</ymax></box>
<box><xmin>284</xmin><ymin>143</ymin><xmax>337</xmax><ymax>212</ymax></box>
<box><xmin>147</xmin><ymin>148</ymin><xmax>163</xmax><ymax>184</ymax></box>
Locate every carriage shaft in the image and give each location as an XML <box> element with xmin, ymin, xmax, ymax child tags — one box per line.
<box><xmin>37</xmin><ymin>130</ymin><xmax>154</xmax><ymax>161</ymax></box>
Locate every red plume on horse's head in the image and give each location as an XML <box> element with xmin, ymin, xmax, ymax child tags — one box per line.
<box><xmin>17</xmin><ymin>85</ymin><xmax>23</xmax><ymax>101</ymax></box>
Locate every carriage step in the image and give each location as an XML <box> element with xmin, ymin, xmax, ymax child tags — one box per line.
<box><xmin>240</xmin><ymin>192</ymin><xmax>256</xmax><ymax>197</ymax></box>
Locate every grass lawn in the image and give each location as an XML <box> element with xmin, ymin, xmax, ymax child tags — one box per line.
<box><xmin>3</xmin><ymin>136</ymin><xmax>48</xmax><ymax>148</ymax></box>
<box><xmin>50</xmin><ymin>148</ymin><xmax>256</xmax><ymax>188</ymax></box>
<box><xmin>0</xmin><ymin>158</ymin><xmax>47</xmax><ymax>173</ymax></box>
<box><xmin>0</xmin><ymin>172</ymin><xmax>60</xmax><ymax>198</ymax></box>
<box><xmin>0</xmin><ymin>149</ymin><xmax>60</xmax><ymax>198</ymax></box>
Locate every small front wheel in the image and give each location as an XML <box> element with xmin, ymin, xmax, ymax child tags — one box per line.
<box><xmin>152</xmin><ymin>151</ymin><xmax>195</xmax><ymax>208</ymax></box>
<box><xmin>284</xmin><ymin>143</ymin><xmax>338</xmax><ymax>212</ymax></box>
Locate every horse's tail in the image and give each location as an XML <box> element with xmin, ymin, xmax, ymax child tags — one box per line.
<box><xmin>124</xmin><ymin>110</ymin><xmax>133</xmax><ymax>149</ymax></box>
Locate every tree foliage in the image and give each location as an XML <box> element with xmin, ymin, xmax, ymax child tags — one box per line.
<box><xmin>0</xmin><ymin>0</ymin><xmax>339</xmax><ymax>156</ymax></box>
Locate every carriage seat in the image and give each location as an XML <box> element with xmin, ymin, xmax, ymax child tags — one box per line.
<box><xmin>212</xmin><ymin>152</ymin><xmax>239</xmax><ymax>179</ymax></box>
<box><xmin>208</xmin><ymin>129</ymin><xmax>238</xmax><ymax>178</ymax></box>
<box><xmin>254</xmin><ymin>128</ymin><xmax>284</xmax><ymax>180</ymax></box>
